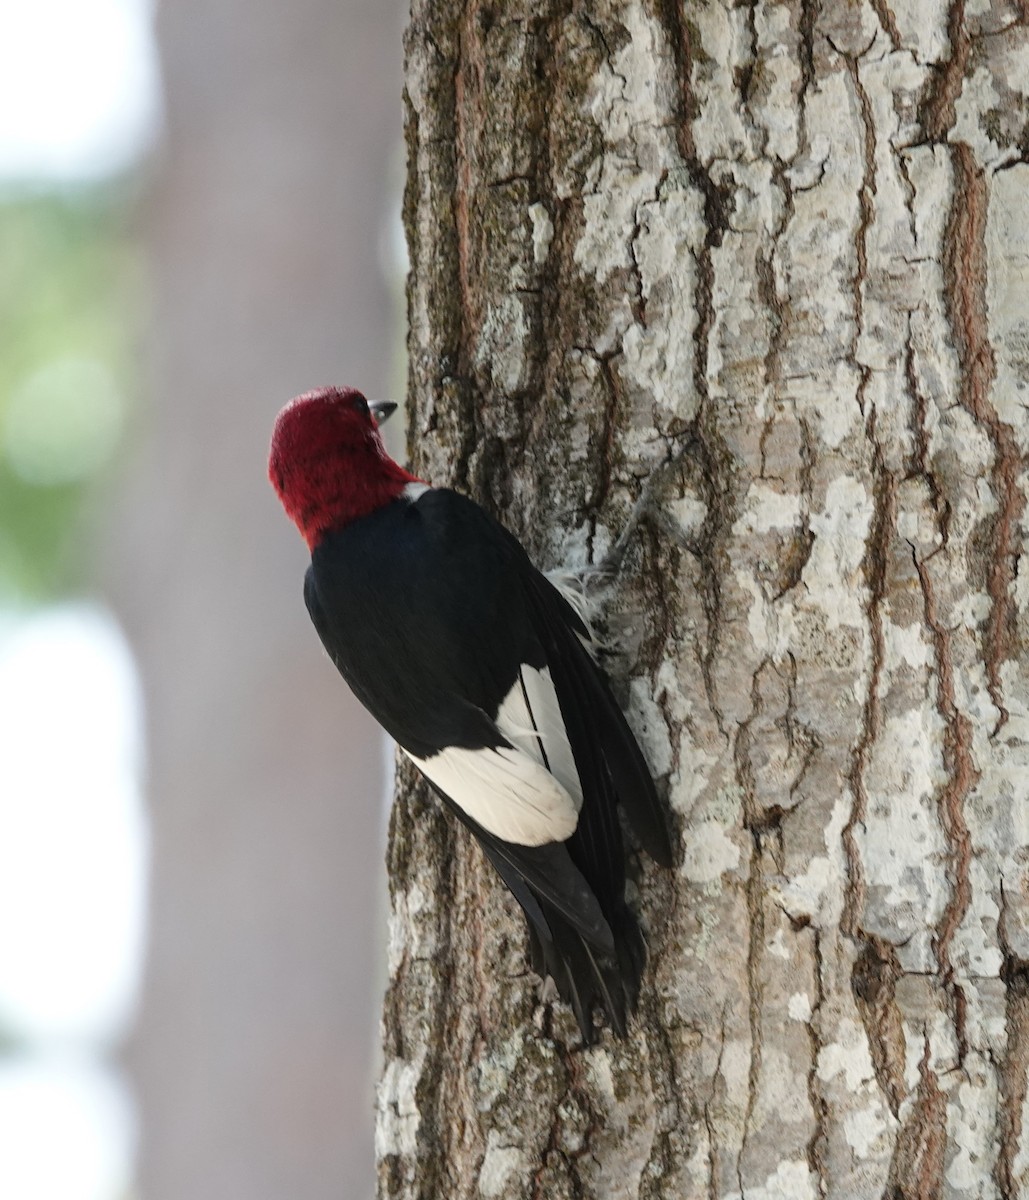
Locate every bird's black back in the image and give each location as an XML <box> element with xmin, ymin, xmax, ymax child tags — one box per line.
<box><xmin>304</xmin><ymin>487</ymin><xmax>671</xmax><ymax>1038</ymax></box>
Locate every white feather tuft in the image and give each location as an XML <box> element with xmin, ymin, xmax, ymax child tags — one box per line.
<box><xmin>544</xmin><ymin>569</ymin><xmax>609</xmax><ymax>656</ymax></box>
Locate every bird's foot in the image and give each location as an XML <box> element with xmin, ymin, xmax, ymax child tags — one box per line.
<box><xmin>547</xmin><ymin>439</ymin><xmax>700</xmax><ymax>642</ymax></box>
<box><xmin>591</xmin><ymin>440</ymin><xmax>701</xmax><ymax>584</ymax></box>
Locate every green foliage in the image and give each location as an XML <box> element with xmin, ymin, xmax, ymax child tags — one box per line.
<box><xmin>0</xmin><ymin>190</ymin><xmax>140</xmax><ymax>599</ymax></box>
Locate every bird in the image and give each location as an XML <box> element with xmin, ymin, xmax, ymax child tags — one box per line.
<box><xmin>268</xmin><ymin>385</ymin><xmax>673</xmax><ymax>1040</ymax></box>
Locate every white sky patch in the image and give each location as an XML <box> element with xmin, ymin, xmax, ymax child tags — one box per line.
<box><xmin>0</xmin><ymin>1055</ymin><xmax>134</xmax><ymax>1200</ymax></box>
<box><xmin>0</xmin><ymin>606</ymin><xmax>147</xmax><ymax>1043</ymax></box>
<box><xmin>0</xmin><ymin>0</ymin><xmax>160</xmax><ymax>183</ymax></box>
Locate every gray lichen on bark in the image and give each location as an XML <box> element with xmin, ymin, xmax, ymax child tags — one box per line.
<box><xmin>381</xmin><ymin>1</ymin><xmax>1029</xmax><ymax>1197</ymax></box>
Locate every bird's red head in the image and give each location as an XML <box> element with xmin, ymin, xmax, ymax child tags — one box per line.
<box><xmin>269</xmin><ymin>386</ymin><xmax>419</xmax><ymax>550</ymax></box>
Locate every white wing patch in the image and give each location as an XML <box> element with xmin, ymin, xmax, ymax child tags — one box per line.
<box><xmin>405</xmin><ymin>666</ymin><xmax>583</xmax><ymax>847</ymax></box>
<box><xmin>404</xmin><ymin>740</ymin><xmax>579</xmax><ymax>846</ymax></box>
<box><xmin>496</xmin><ymin>665</ymin><xmax>582</xmax><ymax>810</ymax></box>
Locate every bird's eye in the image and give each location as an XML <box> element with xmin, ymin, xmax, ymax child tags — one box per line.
<box><xmin>352</xmin><ymin>396</ymin><xmax>370</xmax><ymax>415</ymax></box>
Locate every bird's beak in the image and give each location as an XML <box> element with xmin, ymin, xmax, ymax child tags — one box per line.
<box><xmin>369</xmin><ymin>400</ymin><xmax>398</xmax><ymax>427</ymax></box>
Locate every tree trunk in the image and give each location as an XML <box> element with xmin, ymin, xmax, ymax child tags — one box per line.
<box><xmin>381</xmin><ymin>2</ymin><xmax>1029</xmax><ymax>1197</ymax></box>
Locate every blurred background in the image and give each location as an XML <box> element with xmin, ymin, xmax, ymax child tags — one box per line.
<box><xmin>0</xmin><ymin>1</ymin><xmax>405</xmax><ymax>1197</ymax></box>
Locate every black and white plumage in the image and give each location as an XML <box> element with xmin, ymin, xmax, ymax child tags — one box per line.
<box><xmin>269</xmin><ymin>387</ymin><xmax>673</xmax><ymax>1040</ymax></box>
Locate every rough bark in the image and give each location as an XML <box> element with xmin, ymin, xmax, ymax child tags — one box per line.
<box><xmin>382</xmin><ymin>2</ymin><xmax>1029</xmax><ymax>1198</ymax></box>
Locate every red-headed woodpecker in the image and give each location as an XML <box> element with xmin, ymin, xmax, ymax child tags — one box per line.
<box><xmin>269</xmin><ymin>386</ymin><xmax>672</xmax><ymax>1040</ymax></box>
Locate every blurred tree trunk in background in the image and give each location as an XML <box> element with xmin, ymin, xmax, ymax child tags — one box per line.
<box><xmin>381</xmin><ymin>2</ymin><xmax>1029</xmax><ymax>1198</ymax></box>
<box><xmin>103</xmin><ymin>2</ymin><xmax>404</xmax><ymax>1198</ymax></box>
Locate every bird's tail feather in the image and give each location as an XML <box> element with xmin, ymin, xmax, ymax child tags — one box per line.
<box><xmin>528</xmin><ymin>899</ymin><xmax>647</xmax><ymax>1041</ymax></box>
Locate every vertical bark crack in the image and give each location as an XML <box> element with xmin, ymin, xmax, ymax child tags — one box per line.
<box><xmin>851</xmin><ymin>940</ymin><xmax>908</xmax><ymax>1116</ymax></box>
<box><xmin>919</xmin><ymin>0</ymin><xmax>969</xmax><ymax>144</ymax></box>
<box><xmin>995</xmin><ymin>886</ymin><xmax>1029</xmax><ymax>1199</ymax></box>
<box><xmin>703</xmin><ymin>1007</ymin><xmax>729</xmax><ymax>1200</ymax></box>
<box><xmin>842</xmin><ymin>422</ymin><xmax>895</xmax><ymax>940</ymax></box>
<box><xmin>653</xmin><ymin>0</ymin><xmax>736</xmax><ymax>736</ymax></box>
<box><xmin>529</xmin><ymin>1049</ymin><xmax>598</xmax><ymax>1200</ymax></box>
<box><xmin>904</xmin><ymin>320</ymin><xmax>952</xmax><ymax>550</ymax></box>
<box><xmin>734</xmin><ymin>669</ymin><xmax>770</xmax><ymax>1194</ymax></box>
<box><xmin>437</xmin><ymin>10</ymin><xmax>483</xmax><ymax>494</ymax></box>
<box><xmin>833</xmin><ymin>37</ymin><xmax>878</xmax><ymax>417</ymax></box>
<box><xmin>806</xmin><ymin>928</ymin><xmax>830</xmax><ymax>1199</ymax></box>
<box><xmin>584</xmin><ymin>351</ymin><xmax>623</xmax><ymax>560</ymax></box>
<box><xmin>797</xmin><ymin>0</ymin><xmax>817</xmax><ymax>121</ymax></box>
<box><xmin>910</xmin><ymin>542</ymin><xmax>977</xmax><ymax>1066</ymax></box>
<box><xmin>943</xmin><ymin>142</ymin><xmax>1021</xmax><ymax>737</ymax></box>
<box><xmin>869</xmin><ymin>0</ymin><xmax>903</xmax><ymax>53</ymax></box>
<box><xmin>882</xmin><ymin>1037</ymin><xmax>947</xmax><ymax>1199</ymax></box>
<box><xmin>643</xmin><ymin>1015</ymin><xmax>694</xmax><ymax>1196</ymax></box>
